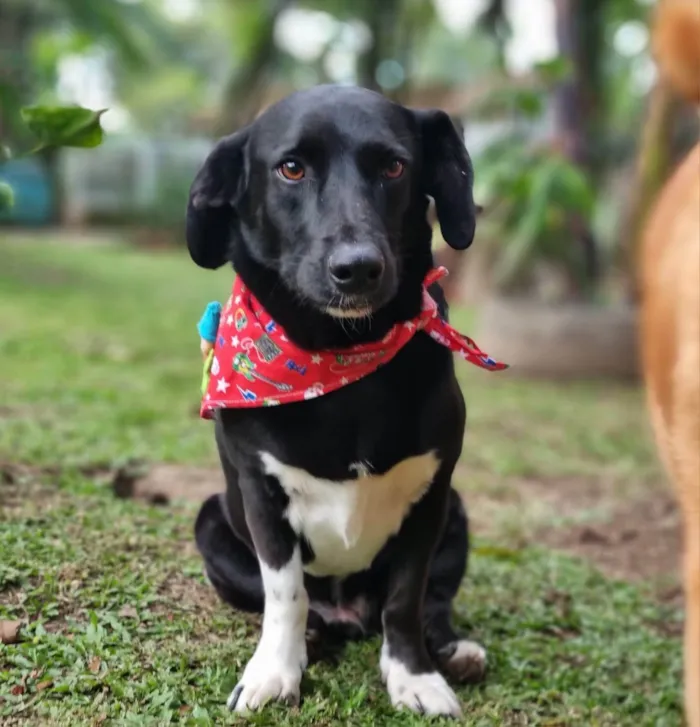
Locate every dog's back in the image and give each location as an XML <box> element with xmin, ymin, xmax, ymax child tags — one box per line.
<box><xmin>640</xmin><ymin>1</ymin><xmax>700</xmax><ymax>723</ymax></box>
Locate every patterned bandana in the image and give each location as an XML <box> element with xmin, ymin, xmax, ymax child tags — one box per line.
<box><xmin>200</xmin><ymin>267</ymin><xmax>507</xmax><ymax>418</ymax></box>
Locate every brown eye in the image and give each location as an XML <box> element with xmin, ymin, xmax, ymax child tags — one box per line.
<box><xmin>383</xmin><ymin>160</ymin><xmax>404</xmax><ymax>179</ymax></box>
<box><xmin>278</xmin><ymin>160</ymin><xmax>305</xmax><ymax>181</ymax></box>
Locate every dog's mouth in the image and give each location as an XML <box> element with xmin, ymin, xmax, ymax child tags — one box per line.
<box><xmin>324</xmin><ymin>296</ymin><xmax>374</xmax><ymax>320</ymax></box>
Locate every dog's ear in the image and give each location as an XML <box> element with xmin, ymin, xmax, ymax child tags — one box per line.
<box><xmin>413</xmin><ymin>109</ymin><xmax>476</xmax><ymax>250</ymax></box>
<box><xmin>186</xmin><ymin>128</ymin><xmax>249</xmax><ymax>269</ymax></box>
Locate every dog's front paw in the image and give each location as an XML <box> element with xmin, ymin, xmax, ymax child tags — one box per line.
<box><xmin>381</xmin><ymin>651</ymin><xmax>462</xmax><ymax>717</ymax></box>
<box><xmin>227</xmin><ymin>647</ymin><xmax>306</xmax><ymax>713</ymax></box>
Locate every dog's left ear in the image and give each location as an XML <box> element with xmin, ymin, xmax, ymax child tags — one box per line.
<box><xmin>413</xmin><ymin>109</ymin><xmax>476</xmax><ymax>250</ymax></box>
<box><xmin>186</xmin><ymin>128</ymin><xmax>249</xmax><ymax>270</ymax></box>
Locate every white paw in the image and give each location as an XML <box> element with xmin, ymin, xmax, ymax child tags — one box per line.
<box><xmin>440</xmin><ymin>639</ymin><xmax>487</xmax><ymax>683</ymax></box>
<box><xmin>381</xmin><ymin>648</ymin><xmax>462</xmax><ymax>717</ymax></box>
<box><xmin>227</xmin><ymin>646</ymin><xmax>306</xmax><ymax>713</ymax></box>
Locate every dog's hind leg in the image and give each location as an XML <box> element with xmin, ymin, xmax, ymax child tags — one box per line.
<box><xmin>423</xmin><ymin>489</ymin><xmax>487</xmax><ymax>684</ymax></box>
<box><xmin>195</xmin><ymin>423</ymin><xmax>266</xmax><ymax>612</ymax></box>
<box><xmin>195</xmin><ymin>493</ymin><xmax>264</xmax><ymax>612</ymax></box>
<box><xmin>671</xmin><ymin>313</ymin><xmax>700</xmax><ymax>727</ymax></box>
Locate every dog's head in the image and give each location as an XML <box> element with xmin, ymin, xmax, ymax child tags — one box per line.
<box><xmin>187</xmin><ymin>85</ymin><xmax>475</xmax><ymax>323</ymax></box>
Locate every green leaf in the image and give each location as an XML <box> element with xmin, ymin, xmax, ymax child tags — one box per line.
<box><xmin>552</xmin><ymin>159</ymin><xmax>596</xmax><ymax>215</ymax></box>
<box><xmin>0</xmin><ymin>181</ymin><xmax>14</xmax><ymax>212</ymax></box>
<box><xmin>533</xmin><ymin>57</ymin><xmax>574</xmax><ymax>85</ymax></box>
<box><xmin>511</xmin><ymin>89</ymin><xmax>545</xmax><ymax>118</ymax></box>
<box><xmin>494</xmin><ymin>158</ymin><xmax>560</xmax><ymax>287</ymax></box>
<box><xmin>20</xmin><ymin>105</ymin><xmax>107</xmax><ymax>150</ymax></box>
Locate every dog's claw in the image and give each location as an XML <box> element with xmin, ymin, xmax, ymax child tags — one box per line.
<box><xmin>226</xmin><ymin>683</ymin><xmax>244</xmax><ymax>711</ymax></box>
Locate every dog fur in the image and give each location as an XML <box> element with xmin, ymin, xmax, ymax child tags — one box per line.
<box><xmin>187</xmin><ymin>85</ymin><xmax>486</xmax><ymax>717</ymax></box>
<box><xmin>641</xmin><ymin>2</ymin><xmax>700</xmax><ymax>724</ymax></box>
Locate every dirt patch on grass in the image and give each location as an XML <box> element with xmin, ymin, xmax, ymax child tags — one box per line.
<box><xmin>463</xmin><ymin>473</ymin><xmax>624</xmax><ymax>546</ymax></box>
<box><xmin>465</xmin><ymin>472</ymin><xmax>681</xmax><ymax>594</ymax></box>
<box><xmin>0</xmin><ymin>463</ymin><xmax>65</xmax><ymax>515</ymax></box>
<box><xmin>541</xmin><ymin>491</ymin><xmax>680</xmax><ymax>586</ymax></box>
<box><xmin>112</xmin><ymin>463</ymin><xmax>224</xmax><ymax>505</ymax></box>
<box><xmin>157</xmin><ymin>572</ymin><xmax>222</xmax><ymax>617</ymax></box>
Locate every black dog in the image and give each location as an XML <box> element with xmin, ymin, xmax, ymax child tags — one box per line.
<box><xmin>188</xmin><ymin>85</ymin><xmax>486</xmax><ymax>718</ymax></box>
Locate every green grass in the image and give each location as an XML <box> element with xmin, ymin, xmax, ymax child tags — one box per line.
<box><xmin>0</xmin><ymin>234</ymin><xmax>681</xmax><ymax>725</ymax></box>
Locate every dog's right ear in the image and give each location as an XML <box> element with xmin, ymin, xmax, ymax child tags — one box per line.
<box><xmin>186</xmin><ymin>129</ymin><xmax>249</xmax><ymax>270</ymax></box>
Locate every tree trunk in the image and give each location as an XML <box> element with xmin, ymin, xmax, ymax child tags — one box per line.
<box><xmin>216</xmin><ymin>0</ymin><xmax>292</xmax><ymax>134</ymax></box>
<box><xmin>0</xmin><ymin>3</ymin><xmax>39</xmax><ymax>147</ymax></box>
<box><xmin>552</xmin><ymin>0</ymin><xmax>604</xmax><ymax>292</ymax></box>
<box><xmin>356</xmin><ymin>0</ymin><xmax>401</xmax><ymax>92</ymax></box>
<box><xmin>552</xmin><ymin>0</ymin><xmax>605</xmax><ymax>173</ymax></box>
<box><xmin>618</xmin><ymin>80</ymin><xmax>678</xmax><ymax>301</ymax></box>
<box><xmin>478</xmin><ymin>0</ymin><xmax>510</xmax><ymax>73</ymax></box>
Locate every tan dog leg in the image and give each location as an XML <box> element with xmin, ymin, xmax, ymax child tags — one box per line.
<box><xmin>683</xmin><ymin>514</ymin><xmax>700</xmax><ymax>727</ymax></box>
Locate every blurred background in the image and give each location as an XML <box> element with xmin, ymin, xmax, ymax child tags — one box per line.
<box><xmin>0</xmin><ymin>1</ymin><xmax>697</xmax><ymax>723</ymax></box>
<box><xmin>2</xmin><ymin>0</ymin><xmax>699</xmax><ymax>374</ymax></box>
<box><xmin>1</xmin><ymin>0</ymin><xmax>698</xmax><ymax>311</ymax></box>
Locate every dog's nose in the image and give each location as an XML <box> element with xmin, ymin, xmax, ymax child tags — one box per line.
<box><xmin>328</xmin><ymin>245</ymin><xmax>385</xmax><ymax>294</ymax></box>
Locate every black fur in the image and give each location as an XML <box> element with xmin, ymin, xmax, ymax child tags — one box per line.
<box><xmin>188</xmin><ymin>84</ymin><xmax>483</xmax><ymax>712</ymax></box>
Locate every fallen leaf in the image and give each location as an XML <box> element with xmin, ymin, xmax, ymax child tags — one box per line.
<box><xmin>88</xmin><ymin>656</ymin><xmax>101</xmax><ymax>674</ymax></box>
<box><xmin>118</xmin><ymin>605</ymin><xmax>137</xmax><ymax>619</ymax></box>
<box><xmin>166</xmin><ymin>613</ymin><xmax>174</xmax><ymax>622</ymax></box>
<box><xmin>179</xmin><ymin>705</ymin><xmax>192</xmax><ymax>715</ymax></box>
<box><xmin>36</xmin><ymin>679</ymin><xmax>53</xmax><ymax>691</ymax></box>
<box><xmin>0</xmin><ymin>620</ymin><xmax>22</xmax><ymax>644</ymax></box>
<box><xmin>10</xmin><ymin>685</ymin><xmax>25</xmax><ymax>696</ymax></box>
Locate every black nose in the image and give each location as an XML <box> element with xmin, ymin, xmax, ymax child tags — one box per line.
<box><xmin>328</xmin><ymin>245</ymin><xmax>385</xmax><ymax>294</ymax></box>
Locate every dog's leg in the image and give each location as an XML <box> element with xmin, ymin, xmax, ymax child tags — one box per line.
<box><xmin>380</xmin><ymin>470</ymin><xmax>462</xmax><ymax>718</ymax></box>
<box><xmin>226</xmin><ymin>476</ymin><xmax>308</xmax><ymax>713</ymax></box>
<box><xmin>195</xmin><ymin>494</ymin><xmax>265</xmax><ymax>612</ymax></box>
<box><xmin>424</xmin><ymin>489</ymin><xmax>487</xmax><ymax>684</ymax></box>
<box><xmin>682</xmin><ymin>509</ymin><xmax>700</xmax><ymax>727</ymax></box>
<box><xmin>673</xmin><ymin>344</ymin><xmax>700</xmax><ymax>727</ymax></box>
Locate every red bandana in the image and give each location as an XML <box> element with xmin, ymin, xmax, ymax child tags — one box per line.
<box><xmin>200</xmin><ymin>267</ymin><xmax>507</xmax><ymax>418</ymax></box>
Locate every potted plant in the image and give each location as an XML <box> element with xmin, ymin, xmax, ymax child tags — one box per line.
<box><xmin>464</xmin><ymin>103</ymin><xmax>638</xmax><ymax>379</ymax></box>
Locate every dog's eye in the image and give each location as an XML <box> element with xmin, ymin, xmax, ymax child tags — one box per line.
<box><xmin>382</xmin><ymin>160</ymin><xmax>405</xmax><ymax>180</ymax></box>
<box><xmin>277</xmin><ymin>160</ymin><xmax>305</xmax><ymax>182</ymax></box>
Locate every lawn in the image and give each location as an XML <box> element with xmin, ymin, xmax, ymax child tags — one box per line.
<box><xmin>0</xmin><ymin>233</ymin><xmax>683</xmax><ymax>726</ymax></box>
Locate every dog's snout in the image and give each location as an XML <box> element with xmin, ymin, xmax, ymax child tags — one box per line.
<box><xmin>328</xmin><ymin>245</ymin><xmax>385</xmax><ymax>295</ymax></box>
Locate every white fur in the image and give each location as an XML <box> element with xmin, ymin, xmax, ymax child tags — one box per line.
<box><xmin>380</xmin><ymin>642</ymin><xmax>462</xmax><ymax>717</ymax></box>
<box><xmin>228</xmin><ymin>548</ymin><xmax>308</xmax><ymax>713</ymax></box>
<box><xmin>259</xmin><ymin>451</ymin><xmax>440</xmax><ymax>577</ymax></box>
<box><xmin>325</xmin><ymin>306</ymin><xmax>374</xmax><ymax>319</ymax></box>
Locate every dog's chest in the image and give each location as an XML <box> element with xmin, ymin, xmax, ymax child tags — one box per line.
<box><xmin>260</xmin><ymin>451</ymin><xmax>440</xmax><ymax>577</ymax></box>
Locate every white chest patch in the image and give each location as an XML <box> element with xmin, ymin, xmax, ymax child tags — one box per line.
<box><xmin>259</xmin><ymin>451</ymin><xmax>441</xmax><ymax>577</ymax></box>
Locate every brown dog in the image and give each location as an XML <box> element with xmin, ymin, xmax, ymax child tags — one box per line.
<box><xmin>640</xmin><ymin>1</ymin><xmax>700</xmax><ymax>724</ymax></box>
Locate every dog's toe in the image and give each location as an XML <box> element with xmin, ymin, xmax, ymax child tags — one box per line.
<box><xmin>438</xmin><ymin>639</ymin><xmax>487</xmax><ymax>684</ymax></box>
<box><xmin>389</xmin><ymin>670</ymin><xmax>461</xmax><ymax>717</ymax></box>
<box><xmin>381</xmin><ymin>651</ymin><xmax>462</xmax><ymax>717</ymax></box>
<box><xmin>227</xmin><ymin>673</ymin><xmax>301</xmax><ymax>713</ymax></box>
<box><xmin>226</xmin><ymin>646</ymin><xmax>304</xmax><ymax>713</ymax></box>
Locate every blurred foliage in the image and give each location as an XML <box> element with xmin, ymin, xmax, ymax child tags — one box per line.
<box><xmin>0</xmin><ymin>104</ymin><xmax>106</xmax><ymax>213</ymax></box>
<box><xmin>470</xmin><ymin>57</ymin><xmax>597</xmax><ymax>300</ymax></box>
<box><xmin>0</xmin><ymin>0</ymin><xmax>176</xmax><ymax>144</ymax></box>
<box><xmin>477</xmin><ymin>135</ymin><xmax>596</xmax><ymax>296</ymax></box>
<box><xmin>2</xmin><ymin>0</ymin><xmax>690</xmax><ymax>302</ymax></box>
